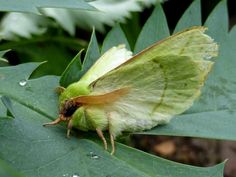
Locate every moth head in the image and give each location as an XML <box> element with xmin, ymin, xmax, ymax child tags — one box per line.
<box><xmin>59</xmin><ymin>99</ymin><xmax>79</xmax><ymax>120</ymax></box>
<box><xmin>43</xmin><ymin>99</ymin><xmax>79</xmax><ymax>127</ymax></box>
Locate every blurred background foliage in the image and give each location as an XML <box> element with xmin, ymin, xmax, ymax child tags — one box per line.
<box><xmin>0</xmin><ymin>0</ymin><xmax>235</xmax><ymax>77</ymax></box>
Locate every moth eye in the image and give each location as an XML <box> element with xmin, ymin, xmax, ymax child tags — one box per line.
<box><xmin>64</xmin><ymin>105</ymin><xmax>78</xmax><ymax>117</ymax></box>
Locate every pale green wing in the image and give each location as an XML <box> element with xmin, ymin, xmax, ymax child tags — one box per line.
<box><xmin>91</xmin><ymin>55</ymin><xmax>213</xmax><ymax>137</ymax></box>
<box><xmin>127</xmin><ymin>26</ymin><xmax>218</xmax><ymax>63</ymax></box>
<box><xmin>87</xmin><ymin>27</ymin><xmax>218</xmax><ymax>137</ymax></box>
<box><xmin>80</xmin><ymin>44</ymin><xmax>132</xmax><ymax>85</ymax></box>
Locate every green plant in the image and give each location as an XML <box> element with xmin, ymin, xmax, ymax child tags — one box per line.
<box><xmin>0</xmin><ymin>0</ymin><xmax>235</xmax><ymax>177</ymax></box>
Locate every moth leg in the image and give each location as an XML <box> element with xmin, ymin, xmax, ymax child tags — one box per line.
<box><xmin>67</xmin><ymin>119</ymin><xmax>73</xmax><ymax>138</ymax></box>
<box><xmin>96</xmin><ymin>128</ymin><xmax>108</xmax><ymax>150</ymax></box>
<box><xmin>107</xmin><ymin>113</ymin><xmax>115</xmax><ymax>155</ymax></box>
<box><xmin>109</xmin><ymin>131</ymin><xmax>115</xmax><ymax>155</ymax></box>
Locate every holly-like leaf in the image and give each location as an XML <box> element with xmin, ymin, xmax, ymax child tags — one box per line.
<box><xmin>0</xmin><ymin>0</ymin><xmax>95</xmax><ymax>14</ymax></box>
<box><xmin>0</xmin><ymin>64</ymin><xmax>224</xmax><ymax>176</ymax></box>
<box><xmin>0</xmin><ymin>0</ymin><xmax>163</xmax><ymax>39</ymax></box>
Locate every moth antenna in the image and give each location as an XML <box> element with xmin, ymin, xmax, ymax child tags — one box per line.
<box><xmin>43</xmin><ymin>115</ymin><xmax>64</xmax><ymax>127</ymax></box>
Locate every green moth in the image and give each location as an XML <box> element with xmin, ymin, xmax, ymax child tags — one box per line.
<box><xmin>44</xmin><ymin>27</ymin><xmax>218</xmax><ymax>155</ymax></box>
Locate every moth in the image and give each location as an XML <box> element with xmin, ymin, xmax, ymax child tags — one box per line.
<box><xmin>44</xmin><ymin>27</ymin><xmax>218</xmax><ymax>155</ymax></box>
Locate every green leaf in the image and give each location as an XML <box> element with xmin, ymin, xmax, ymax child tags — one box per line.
<box><xmin>0</xmin><ymin>63</ymin><xmax>59</xmax><ymax>119</ymax></box>
<box><xmin>0</xmin><ymin>97</ymin><xmax>7</xmax><ymax>118</ymax></box>
<box><xmin>0</xmin><ymin>37</ymin><xmax>79</xmax><ymax>76</ymax></box>
<box><xmin>101</xmin><ymin>24</ymin><xmax>130</xmax><ymax>54</ymax></box>
<box><xmin>0</xmin><ymin>93</ymin><xmax>224</xmax><ymax>177</ymax></box>
<box><xmin>174</xmin><ymin>0</ymin><xmax>201</xmax><ymax>33</ymax></box>
<box><xmin>0</xmin><ymin>0</ymin><xmax>162</xmax><ymax>40</ymax></box>
<box><xmin>60</xmin><ymin>50</ymin><xmax>83</xmax><ymax>87</ymax></box>
<box><xmin>0</xmin><ymin>0</ymin><xmax>95</xmax><ymax>14</ymax></box>
<box><xmin>81</xmin><ymin>30</ymin><xmax>100</xmax><ymax>77</ymax></box>
<box><xmin>134</xmin><ymin>3</ymin><xmax>169</xmax><ymax>54</ymax></box>
<box><xmin>0</xmin><ymin>50</ymin><xmax>9</xmax><ymax>67</ymax></box>
<box><xmin>0</xmin><ymin>159</ymin><xmax>25</xmax><ymax>177</ymax></box>
<box><xmin>0</xmin><ymin>50</ymin><xmax>9</xmax><ymax>57</ymax></box>
<box><xmin>0</xmin><ymin>58</ymin><xmax>9</xmax><ymax>67</ymax></box>
<box><xmin>60</xmin><ymin>29</ymin><xmax>100</xmax><ymax>87</ymax></box>
<box><xmin>140</xmin><ymin>0</ymin><xmax>236</xmax><ymax>141</ymax></box>
<box><xmin>1</xmin><ymin>96</ymin><xmax>15</xmax><ymax>118</ymax></box>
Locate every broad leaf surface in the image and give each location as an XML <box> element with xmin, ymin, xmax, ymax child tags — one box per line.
<box><xmin>0</xmin><ymin>65</ymin><xmax>224</xmax><ymax>176</ymax></box>
<box><xmin>0</xmin><ymin>0</ymin><xmax>95</xmax><ymax>14</ymax></box>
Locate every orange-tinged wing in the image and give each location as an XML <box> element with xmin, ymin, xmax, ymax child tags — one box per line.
<box><xmin>72</xmin><ymin>87</ymin><xmax>130</xmax><ymax>105</ymax></box>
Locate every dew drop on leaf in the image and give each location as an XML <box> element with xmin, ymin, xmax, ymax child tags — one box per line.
<box><xmin>88</xmin><ymin>151</ymin><xmax>100</xmax><ymax>159</ymax></box>
<box><xmin>72</xmin><ymin>173</ymin><xmax>80</xmax><ymax>177</ymax></box>
<box><xmin>18</xmin><ymin>79</ymin><xmax>27</xmax><ymax>86</ymax></box>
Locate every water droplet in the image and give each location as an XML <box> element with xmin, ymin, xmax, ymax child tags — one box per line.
<box><xmin>63</xmin><ymin>174</ymin><xmax>69</xmax><ymax>177</ymax></box>
<box><xmin>87</xmin><ymin>151</ymin><xmax>100</xmax><ymax>159</ymax></box>
<box><xmin>19</xmin><ymin>79</ymin><xmax>27</xmax><ymax>86</ymax></box>
<box><xmin>72</xmin><ymin>173</ymin><xmax>80</xmax><ymax>177</ymax></box>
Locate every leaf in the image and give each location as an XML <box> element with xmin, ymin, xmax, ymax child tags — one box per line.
<box><xmin>0</xmin><ymin>50</ymin><xmax>9</xmax><ymax>57</ymax></box>
<box><xmin>1</xmin><ymin>96</ymin><xmax>16</xmax><ymax>118</ymax></box>
<box><xmin>60</xmin><ymin>50</ymin><xmax>83</xmax><ymax>88</ymax></box>
<box><xmin>0</xmin><ymin>0</ymin><xmax>95</xmax><ymax>14</ymax></box>
<box><xmin>0</xmin><ymin>63</ymin><xmax>59</xmax><ymax>119</ymax></box>
<box><xmin>0</xmin><ymin>36</ymin><xmax>79</xmax><ymax>76</ymax></box>
<box><xmin>0</xmin><ymin>13</ymin><xmax>47</xmax><ymax>40</ymax></box>
<box><xmin>60</xmin><ymin>29</ymin><xmax>100</xmax><ymax>87</ymax></box>
<box><xmin>173</xmin><ymin>0</ymin><xmax>201</xmax><ymax>33</ymax></box>
<box><xmin>45</xmin><ymin>0</ymin><xmax>164</xmax><ymax>33</ymax></box>
<box><xmin>0</xmin><ymin>0</ymin><xmax>163</xmax><ymax>40</ymax></box>
<box><xmin>138</xmin><ymin>0</ymin><xmax>236</xmax><ymax>141</ymax></box>
<box><xmin>0</xmin><ymin>50</ymin><xmax>9</xmax><ymax>67</ymax></box>
<box><xmin>0</xmin><ymin>97</ymin><xmax>7</xmax><ymax>118</ymax></box>
<box><xmin>0</xmin><ymin>159</ymin><xmax>25</xmax><ymax>177</ymax></box>
<box><xmin>134</xmin><ymin>3</ymin><xmax>169</xmax><ymax>54</ymax></box>
<box><xmin>0</xmin><ymin>87</ymin><xmax>224</xmax><ymax>177</ymax></box>
<box><xmin>101</xmin><ymin>24</ymin><xmax>130</xmax><ymax>54</ymax></box>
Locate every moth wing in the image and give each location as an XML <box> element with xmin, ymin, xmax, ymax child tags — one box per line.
<box><xmin>88</xmin><ymin>27</ymin><xmax>217</xmax><ymax>137</ymax></box>
<box><xmin>127</xmin><ymin>26</ymin><xmax>218</xmax><ymax>64</ymax></box>
<box><xmin>80</xmin><ymin>45</ymin><xmax>132</xmax><ymax>85</ymax></box>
